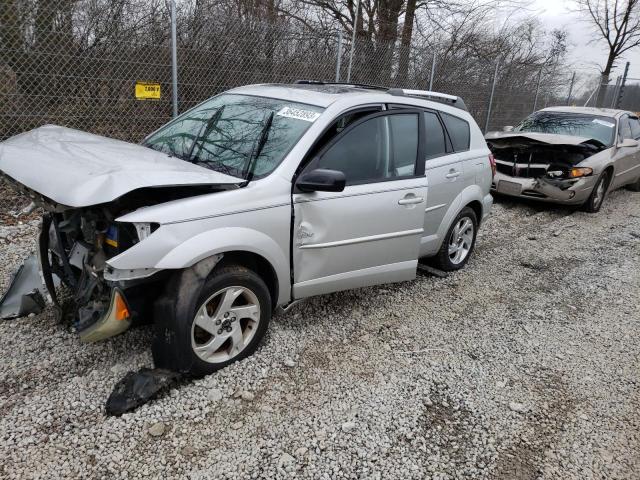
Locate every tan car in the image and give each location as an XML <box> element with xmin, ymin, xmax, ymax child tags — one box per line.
<box><xmin>486</xmin><ymin>106</ymin><xmax>640</xmax><ymax>212</ymax></box>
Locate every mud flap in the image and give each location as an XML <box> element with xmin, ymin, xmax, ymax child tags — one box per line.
<box><xmin>151</xmin><ymin>254</ymin><xmax>223</xmax><ymax>373</ymax></box>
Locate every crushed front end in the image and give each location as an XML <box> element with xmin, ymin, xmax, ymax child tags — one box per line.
<box><xmin>36</xmin><ymin>197</ymin><xmax>165</xmax><ymax>342</ymax></box>
<box><xmin>486</xmin><ymin>134</ymin><xmax>604</xmax><ymax>204</ymax></box>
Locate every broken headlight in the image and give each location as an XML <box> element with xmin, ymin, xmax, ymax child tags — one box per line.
<box><xmin>104</xmin><ymin>222</ymin><xmax>159</xmax><ymax>257</ymax></box>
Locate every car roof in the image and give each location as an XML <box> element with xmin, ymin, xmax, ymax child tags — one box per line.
<box><xmin>539</xmin><ymin>106</ymin><xmax>628</xmax><ymax>118</ymax></box>
<box><xmin>228</xmin><ymin>83</ymin><xmax>470</xmax><ymax>113</ymax></box>
<box><xmin>229</xmin><ymin>83</ymin><xmax>380</xmax><ymax>108</ymax></box>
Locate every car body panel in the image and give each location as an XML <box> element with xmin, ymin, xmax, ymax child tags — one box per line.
<box><xmin>0</xmin><ymin>125</ymin><xmax>241</xmax><ymax>207</ymax></box>
<box><xmin>292</xmin><ymin>177</ymin><xmax>428</xmax><ymax>298</ymax></box>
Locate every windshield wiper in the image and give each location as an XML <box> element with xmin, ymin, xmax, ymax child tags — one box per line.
<box><xmin>239</xmin><ymin>111</ymin><xmax>274</xmax><ymax>186</ymax></box>
<box><xmin>187</xmin><ymin>106</ymin><xmax>225</xmax><ymax>162</ymax></box>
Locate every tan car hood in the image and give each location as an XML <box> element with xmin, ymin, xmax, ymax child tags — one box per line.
<box><xmin>0</xmin><ymin>125</ymin><xmax>241</xmax><ymax>208</ymax></box>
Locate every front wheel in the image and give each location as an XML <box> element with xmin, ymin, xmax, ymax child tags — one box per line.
<box><xmin>431</xmin><ymin>207</ymin><xmax>478</xmax><ymax>271</ymax></box>
<box><xmin>155</xmin><ymin>264</ymin><xmax>271</xmax><ymax>377</ymax></box>
<box><xmin>582</xmin><ymin>171</ymin><xmax>611</xmax><ymax>213</ymax></box>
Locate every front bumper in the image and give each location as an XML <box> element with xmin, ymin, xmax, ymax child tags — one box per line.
<box><xmin>491</xmin><ymin>172</ymin><xmax>596</xmax><ymax>205</ymax></box>
<box><xmin>79</xmin><ymin>288</ymin><xmax>132</xmax><ymax>343</ymax></box>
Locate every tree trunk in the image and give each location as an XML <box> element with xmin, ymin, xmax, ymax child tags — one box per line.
<box><xmin>396</xmin><ymin>0</ymin><xmax>416</xmax><ymax>85</ymax></box>
<box><xmin>595</xmin><ymin>51</ymin><xmax>616</xmax><ymax>107</ymax></box>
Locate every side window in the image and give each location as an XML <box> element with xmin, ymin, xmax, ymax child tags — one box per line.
<box><xmin>628</xmin><ymin>117</ymin><xmax>640</xmax><ymax>140</ymax></box>
<box><xmin>441</xmin><ymin>112</ymin><xmax>470</xmax><ymax>151</ymax></box>
<box><xmin>423</xmin><ymin>111</ymin><xmax>447</xmax><ymax>159</ymax></box>
<box><xmin>308</xmin><ymin>107</ymin><xmax>381</xmax><ymax>158</ymax></box>
<box><xmin>314</xmin><ymin>113</ymin><xmax>419</xmax><ymax>185</ymax></box>
<box><xmin>388</xmin><ymin>114</ymin><xmax>419</xmax><ymax>176</ymax></box>
<box><xmin>619</xmin><ymin>116</ymin><xmax>633</xmax><ymax>140</ymax></box>
<box><xmin>316</xmin><ymin>116</ymin><xmax>388</xmax><ymax>185</ymax></box>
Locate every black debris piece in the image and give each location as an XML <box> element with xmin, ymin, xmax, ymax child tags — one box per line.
<box><xmin>106</xmin><ymin>367</ymin><xmax>183</xmax><ymax>416</ymax></box>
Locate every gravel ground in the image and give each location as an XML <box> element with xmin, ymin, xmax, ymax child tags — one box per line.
<box><xmin>1</xmin><ymin>189</ymin><xmax>639</xmax><ymax>479</ymax></box>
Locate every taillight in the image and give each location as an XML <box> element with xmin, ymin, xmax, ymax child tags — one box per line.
<box><xmin>488</xmin><ymin>154</ymin><xmax>496</xmax><ymax>178</ymax></box>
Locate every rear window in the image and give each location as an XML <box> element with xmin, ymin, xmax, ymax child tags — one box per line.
<box><xmin>441</xmin><ymin>113</ymin><xmax>470</xmax><ymax>151</ymax></box>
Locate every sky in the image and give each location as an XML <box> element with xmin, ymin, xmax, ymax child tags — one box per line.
<box><xmin>531</xmin><ymin>0</ymin><xmax>640</xmax><ymax>79</ymax></box>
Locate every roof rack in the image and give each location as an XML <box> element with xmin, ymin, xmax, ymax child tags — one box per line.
<box><xmin>292</xmin><ymin>81</ymin><xmax>467</xmax><ymax>111</ymax></box>
<box><xmin>387</xmin><ymin>88</ymin><xmax>467</xmax><ymax>111</ymax></box>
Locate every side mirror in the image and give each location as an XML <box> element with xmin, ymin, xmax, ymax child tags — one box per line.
<box><xmin>296</xmin><ymin>168</ymin><xmax>346</xmax><ymax>193</ymax></box>
<box><xmin>618</xmin><ymin>138</ymin><xmax>639</xmax><ymax>148</ymax></box>
<box><xmin>502</xmin><ymin>125</ymin><xmax>514</xmax><ymax>132</ymax></box>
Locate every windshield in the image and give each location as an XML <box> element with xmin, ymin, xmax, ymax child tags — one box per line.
<box><xmin>515</xmin><ymin>111</ymin><xmax>616</xmax><ymax>146</ymax></box>
<box><xmin>143</xmin><ymin>94</ymin><xmax>324</xmax><ymax>179</ymax></box>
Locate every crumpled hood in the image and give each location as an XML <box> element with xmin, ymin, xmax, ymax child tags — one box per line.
<box><xmin>485</xmin><ymin>131</ymin><xmax>598</xmax><ymax>148</ymax></box>
<box><xmin>0</xmin><ymin>125</ymin><xmax>241</xmax><ymax>207</ymax></box>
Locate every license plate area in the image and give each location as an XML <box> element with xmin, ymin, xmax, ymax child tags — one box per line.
<box><xmin>498</xmin><ymin>180</ymin><xmax>522</xmax><ymax>195</ymax></box>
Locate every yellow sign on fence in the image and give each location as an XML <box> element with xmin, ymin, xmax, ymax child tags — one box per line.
<box><xmin>135</xmin><ymin>82</ymin><xmax>161</xmax><ymax>100</ymax></box>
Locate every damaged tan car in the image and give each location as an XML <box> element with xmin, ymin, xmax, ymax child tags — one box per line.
<box><xmin>487</xmin><ymin>107</ymin><xmax>640</xmax><ymax>212</ymax></box>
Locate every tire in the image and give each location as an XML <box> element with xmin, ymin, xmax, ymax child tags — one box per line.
<box><xmin>626</xmin><ymin>176</ymin><xmax>640</xmax><ymax>192</ymax></box>
<box><xmin>154</xmin><ymin>264</ymin><xmax>271</xmax><ymax>377</ymax></box>
<box><xmin>582</xmin><ymin>170</ymin><xmax>611</xmax><ymax>213</ymax></box>
<box><xmin>431</xmin><ymin>207</ymin><xmax>478</xmax><ymax>271</ymax></box>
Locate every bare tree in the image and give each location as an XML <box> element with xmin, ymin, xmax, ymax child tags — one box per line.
<box><xmin>574</xmin><ymin>0</ymin><xmax>640</xmax><ymax>106</ymax></box>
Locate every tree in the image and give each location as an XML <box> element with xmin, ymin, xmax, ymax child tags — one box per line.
<box><xmin>574</xmin><ymin>0</ymin><xmax>640</xmax><ymax>107</ymax></box>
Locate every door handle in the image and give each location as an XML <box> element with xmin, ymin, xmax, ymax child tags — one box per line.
<box><xmin>445</xmin><ymin>170</ymin><xmax>461</xmax><ymax>179</ymax></box>
<box><xmin>398</xmin><ymin>196</ymin><xmax>424</xmax><ymax>205</ymax></box>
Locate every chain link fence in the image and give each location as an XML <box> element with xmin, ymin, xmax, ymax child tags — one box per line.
<box><xmin>0</xmin><ymin>0</ymin><xmax>625</xmax><ymax>145</ymax></box>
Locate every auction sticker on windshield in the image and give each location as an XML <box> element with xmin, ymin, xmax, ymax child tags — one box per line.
<box><xmin>592</xmin><ymin>118</ymin><xmax>614</xmax><ymax>127</ymax></box>
<box><xmin>276</xmin><ymin>107</ymin><xmax>321</xmax><ymax>122</ymax></box>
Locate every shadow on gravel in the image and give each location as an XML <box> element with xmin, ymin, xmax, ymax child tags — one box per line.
<box><xmin>492</xmin><ymin>193</ymin><xmax>578</xmax><ymax>216</ymax></box>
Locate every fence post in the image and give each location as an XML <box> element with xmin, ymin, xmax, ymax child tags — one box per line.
<box><xmin>610</xmin><ymin>76</ymin><xmax>621</xmax><ymax>108</ymax></box>
<box><xmin>615</xmin><ymin>61</ymin><xmax>630</xmax><ymax>109</ymax></box>
<box><xmin>335</xmin><ymin>31</ymin><xmax>343</xmax><ymax>82</ymax></box>
<box><xmin>346</xmin><ymin>0</ymin><xmax>360</xmax><ymax>83</ymax></box>
<box><xmin>170</xmin><ymin>0</ymin><xmax>178</xmax><ymax>118</ymax></box>
<box><xmin>429</xmin><ymin>53</ymin><xmax>436</xmax><ymax>90</ymax></box>
<box><xmin>566</xmin><ymin>71</ymin><xmax>575</xmax><ymax>105</ymax></box>
<box><xmin>532</xmin><ymin>67</ymin><xmax>542</xmax><ymax>112</ymax></box>
<box><xmin>484</xmin><ymin>58</ymin><xmax>500</xmax><ymax>134</ymax></box>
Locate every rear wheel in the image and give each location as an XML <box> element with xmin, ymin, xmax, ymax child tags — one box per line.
<box><xmin>431</xmin><ymin>207</ymin><xmax>478</xmax><ymax>271</ymax></box>
<box><xmin>582</xmin><ymin>171</ymin><xmax>611</xmax><ymax>213</ymax></box>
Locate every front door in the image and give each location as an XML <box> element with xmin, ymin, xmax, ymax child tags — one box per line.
<box><xmin>292</xmin><ymin>110</ymin><xmax>428</xmax><ymax>299</ymax></box>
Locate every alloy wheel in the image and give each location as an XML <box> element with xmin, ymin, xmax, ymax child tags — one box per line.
<box><xmin>448</xmin><ymin>216</ymin><xmax>474</xmax><ymax>265</ymax></box>
<box><xmin>191</xmin><ymin>286</ymin><xmax>260</xmax><ymax>364</ymax></box>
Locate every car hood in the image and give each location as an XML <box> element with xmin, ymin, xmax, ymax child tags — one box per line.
<box><xmin>0</xmin><ymin>125</ymin><xmax>242</xmax><ymax>208</ymax></box>
<box><xmin>485</xmin><ymin>131</ymin><xmax>604</xmax><ymax>149</ymax></box>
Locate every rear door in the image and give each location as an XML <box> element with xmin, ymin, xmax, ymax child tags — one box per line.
<box><xmin>419</xmin><ymin>111</ymin><xmax>468</xmax><ymax>256</ymax></box>
<box><xmin>292</xmin><ymin>110</ymin><xmax>428</xmax><ymax>299</ymax></box>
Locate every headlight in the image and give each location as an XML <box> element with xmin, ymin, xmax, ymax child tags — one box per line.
<box><xmin>568</xmin><ymin>167</ymin><xmax>593</xmax><ymax>178</ymax></box>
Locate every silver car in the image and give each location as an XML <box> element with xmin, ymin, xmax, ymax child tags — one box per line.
<box><xmin>0</xmin><ymin>83</ymin><xmax>493</xmax><ymax>375</ymax></box>
<box><xmin>487</xmin><ymin>106</ymin><xmax>640</xmax><ymax>212</ymax></box>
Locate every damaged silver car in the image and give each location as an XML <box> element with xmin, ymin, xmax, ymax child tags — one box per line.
<box><xmin>0</xmin><ymin>83</ymin><xmax>493</xmax><ymax>376</ymax></box>
<box><xmin>487</xmin><ymin>107</ymin><xmax>640</xmax><ymax>212</ymax></box>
